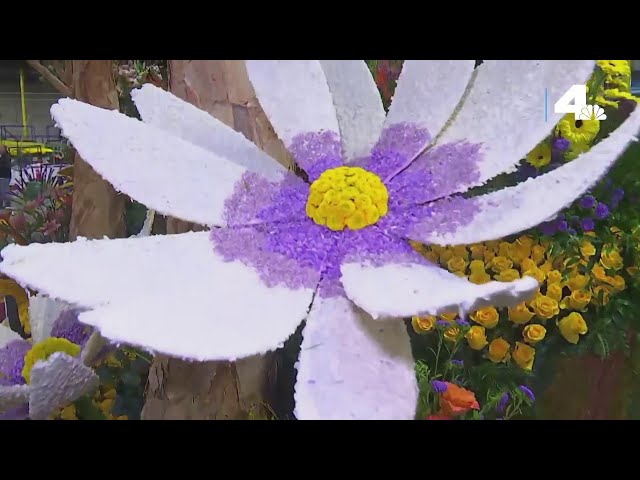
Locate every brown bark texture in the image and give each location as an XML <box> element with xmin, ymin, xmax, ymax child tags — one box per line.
<box><xmin>69</xmin><ymin>60</ymin><xmax>127</xmax><ymax>240</ymax></box>
<box><xmin>141</xmin><ymin>60</ymin><xmax>293</xmax><ymax>420</ymax></box>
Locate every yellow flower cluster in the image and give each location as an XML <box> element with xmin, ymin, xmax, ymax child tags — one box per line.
<box><xmin>51</xmin><ymin>384</ymin><xmax>128</xmax><ymax>420</ymax></box>
<box><xmin>411</xmin><ymin>231</ymin><xmax>634</xmax><ymax>371</ymax></box>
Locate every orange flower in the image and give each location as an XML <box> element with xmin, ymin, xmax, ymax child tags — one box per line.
<box><xmin>439</xmin><ymin>382</ymin><xmax>480</xmax><ymax>417</ymax></box>
<box><xmin>426</xmin><ymin>414</ymin><xmax>453</xmax><ymax>420</ymax></box>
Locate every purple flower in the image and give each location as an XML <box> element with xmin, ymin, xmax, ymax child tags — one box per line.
<box><xmin>552</xmin><ymin>136</ymin><xmax>570</xmax><ymax>152</ymax></box>
<box><xmin>595</xmin><ymin>202</ymin><xmax>610</xmax><ymax>219</ymax></box>
<box><xmin>519</xmin><ymin>385</ymin><xmax>535</xmax><ymax>402</ymax></box>
<box><xmin>581</xmin><ymin>217</ymin><xmax>595</xmax><ymax>232</ymax></box>
<box><xmin>568</xmin><ymin>228</ymin><xmax>577</xmax><ymax>236</ymax></box>
<box><xmin>497</xmin><ymin>392</ymin><xmax>509</xmax><ymax>413</ymax></box>
<box><xmin>558</xmin><ymin>220</ymin><xmax>569</xmax><ymax>232</ymax></box>
<box><xmin>539</xmin><ymin>221</ymin><xmax>558</xmax><ymax>236</ymax></box>
<box><xmin>457</xmin><ymin>318</ymin><xmax>470</xmax><ymax>327</ymax></box>
<box><xmin>518</xmin><ymin>164</ymin><xmax>538</xmax><ymax>181</ymax></box>
<box><xmin>450</xmin><ymin>359</ymin><xmax>464</xmax><ymax>367</ymax></box>
<box><xmin>580</xmin><ymin>195</ymin><xmax>596</xmax><ymax>209</ymax></box>
<box><xmin>436</xmin><ymin>320</ymin><xmax>450</xmax><ymax>327</ymax></box>
<box><xmin>611</xmin><ymin>188</ymin><xmax>624</xmax><ymax>209</ymax></box>
<box><xmin>431</xmin><ymin>380</ymin><xmax>448</xmax><ymax>394</ymax></box>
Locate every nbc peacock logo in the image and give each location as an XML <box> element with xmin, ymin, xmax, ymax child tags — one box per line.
<box><xmin>578</xmin><ymin>104</ymin><xmax>607</xmax><ymax>121</ymax></box>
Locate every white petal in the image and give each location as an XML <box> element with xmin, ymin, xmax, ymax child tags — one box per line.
<box><xmin>0</xmin><ymin>232</ymin><xmax>316</xmax><ymax>361</ymax></box>
<box><xmin>51</xmin><ymin>98</ymin><xmax>254</xmax><ymax>227</ymax></box>
<box><xmin>131</xmin><ymin>84</ymin><xmax>286</xmax><ymax>181</ymax></box>
<box><xmin>0</xmin><ymin>384</ymin><xmax>29</xmax><ymax>412</ymax></box>
<box><xmin>0</xmin><ymin>324</ymin><xmax>21</xmax><ymax>348</ymax></box>
<box><xmin>432</xmin><ymin>60</ymin><xmax>596</xmax><ymax>192</ymax></box>
<box><xmin>383</xmin><ymin>60</ymin><xmax>475</xmax><ymax>158</ymax></box>
<box><xmin>294</xmin><ymin>295</ymin><xmax>417</xmax><ymax>420</ymax></box>
<box><xmin>28</xmin><ymin>352</ymin><xmax>98</xmax><ymax>420</ymax></box>
<box><xmin>29</xmin><ymin>295</ymin><xmax>71</xmax><ymax>343</ymax></box>
<box><xmin>414</xmin><ymin>105</ymin><xmax>640</xmax><ymax>246</ymax></box>
<box><xmin>319</xmin><ymin>60</ymin><xmax>385</xmax><ymax>161</ymax></box>
<box><xmin>341</xmin><ymin>261</ymin><xmax>538</xmax><ymax>320</ymax></box>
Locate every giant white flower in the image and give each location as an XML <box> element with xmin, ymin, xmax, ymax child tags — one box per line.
<box><xmin>1</xmin><ymin>60</ymin><xmax>638</xmax><ymax>420</ymax></box>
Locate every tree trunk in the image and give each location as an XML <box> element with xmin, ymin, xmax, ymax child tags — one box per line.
<box><xmin>69</xmin><ymin>60</ymin><xmax>127</xmax><ymax>240</ymax></box>
<box><xmin>141</xmin><ymin>60</ymin><xmax>293</xmax><ymax>420</ymax></box>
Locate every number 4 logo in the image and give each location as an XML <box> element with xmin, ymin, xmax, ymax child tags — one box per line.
<box><xmin>554</xmin><ymin>85</ymin><xmax>607</xmax><ymax>121</ymax></box>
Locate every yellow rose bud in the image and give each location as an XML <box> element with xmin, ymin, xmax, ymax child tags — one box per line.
<box><xmin>447</xmin><ymin>256</ymin><xmax>468</xmax><ymax>273</ymax></box>
<box><xmin>468</xmin><ymin>271</ymin><xmax>491</xmax><ymax>285</ymax></box>
<box><xmin>498</xmin><ymin>242</ymin><xmax>511</xmax><ymax>258</ymax></box>
<box><xmin>512</xmin><ymin>342</ymin><xmax>535</xmax><ymax>371</ymax></box>
<box><xmin>439</xmin><ymin>311</ymin><xmax>458</xmax><ymax>322</ymax></box>
<box><xmin>580</xmin><ymin>240</ymin><xmax>596</xmax><ymax>258</ymax></box>
<box><xmin>425</xmin><ymin>250</ymin><xmax>440</xmax><ymax>263</ymax></box>
<box><xmin>610</xmin><ymin>226</ymin><xmax>623</xmax><ymax>238</ymax></box>
<box><xmin>530</xmin><ymin>295</ymin><xmax>559</xmax><ymax>320</ymax></box>
<box><xmin>469</xmin><ymin>259</ymin><xmax>485</xmax><ymax>272</ymax></box>
<box><xmin>439</xmin><ymin>249</ymin><xmax>454</xmax><ymax>267</ymax></box>
<box><xmin>508</xmin><ymin>302</ymin><xmax>535</xmax><ymax>325</ymax></box>
<box><xmin>488</xmin><ymin>338</ymin><xmax>511</xmax><ymax>363</ymax></box>
<box><xmin>485</xmin><ymin>240</ymin><xmax>500</xmax><ymax>251</ymax></box>
<box><xmin>539</xmin><ymin>261</ymin><xmax>553</xmax><ymax>274</ymax></box>
<box><xmin>561</xmin><ymin>290</ymin><xmax>591</xmax><ymax>311</ymax></box>
<box><xmin>469</xmin><ymin>244</ymin><xmax>485</xmax><ymax>260</ymax></box>
<box><xmin>600</xmin><ymin>247</ymin><xmax>623</xmax><ymax>271</ymax></box>
<box><xmin>557</xmin><ymin>312</ymin><xmax>588</xmax><ymax>344</ymax></box>
<box><xmin>591</xmin><ymin>285</ymin><xmax>611</xmax><ymax>305</ymax></box>
<box><xmin>444</xmin><ymin>326</ymin><xmax>461</xmax><ymax>343</ymax></box>
<box><xmin>411</xmin><ymin>315</ymin><xmax>436</xmax><ymax>334</ymax></box>
<box><xmin>546</xmin><ymin>282</ymin><xmax>563</xmax><ymax>302</ymax></box>
<box><xmin>465</xmin><ymin>326</ymin><xmax>488</xmax><ymax>350</ymax></box>
<box><xmin>431</xmin><ymin>245</ymin><xmax>444</xmax><ymax>254</ymax></box>
<box><xmin>626</xmin><ymin>266</ymin><xmax>639</xmax><ymax>276</ymax></box>
<box><xmin>491</xmin><ymin>256</ymin><xmax>513</xmax><ymax>273</ymax></box>
<box><xmin>568</xmin><ymin>273</ymin><xmax>590</xmax><ymax>291</ymax></box>
<box><xmin>495</xmin><ymin>268</ymin><xmax>521</xmax><ymax>282</ymax></box>
<box><xmin>470</xmin><ymin>306</ymin><xmax>499</xmax><ymax>329</ymax></box>
<box><xmin>604</xmin><ymin>275</ymin><xmax>626</xmax><ymax>292</ymax></box>
<box><xmin>522</xmin><ymin>324</ymin><xmax>547</xmax><ymax>345</ymax></box>
<box><xmin>59</xmin><ymin>404</ymin><xmax>78</xmax><ymax>421</ymax></box>
<box><xmin>452</xmin><ymin>245</ymin><xmax>469</xmax><ymax>260</ymax></box>
<box><xmin>531</xmin><ymin>245</ymin><xmax>546</xmax><ymax>265</ymax></box>
<box><xmin>517</xmin><ymin>236</ymin><xmax>535</xmax><ymax>248</ymax></box>
<box><xmin>546</xmin><ymin>270</ymin><xmax>562</xmax><ymax>285</ymax></box>
<box><xmin>483</xmin><ymin>250</ymin><xmax>496</xmax><ymax>264</ymax></box>
<box><xmin>523</xmin><ymin>268</ymin><xmax>546</xmax><ymax>285</ymax></box>
<box><xmin>521</xmin><ymin>258</ymin><xmax>537</xmax><ymax>272</ymax></box>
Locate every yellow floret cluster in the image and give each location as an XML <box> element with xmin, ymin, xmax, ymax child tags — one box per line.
<box><xmin>21</xmin><ymin>337</ymin><xmax>81</xmax><ymax>384</ymax></box>
<box><xmin>306</xmin><ymin>166</ymin><xmax>389</xmax><ymax>231</ymax></box>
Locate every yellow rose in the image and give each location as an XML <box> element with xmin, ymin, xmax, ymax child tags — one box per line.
<box><xmin>431</xmin><ymin>245</ymin><xmax>444</xmax><ymax>254</ymax></box>
<box><xmin>451</xmin><ymin>245</ymin><xmax>469</xmax><ymax>260</ymax></box>
<box><xmin>591</xmin><ymin>285</ymin><xmax>611</xmax><ymax>305</ymax></box>
<box><xmin>531</xmin><ymin>245</ymin><xmax>546</xmax><ymax>265</ymax></box>
<box><xmin>498</xmin><ymin>242</ymin><xmax>511</xmax><ymax>257</ymax></box>
<box><xmin>530</xmin><ymin>295</ymin><xmax>559</xmax><ymax>320</ymax></box>
<box><xmin>469</xmin><ymin>244</ymin><xmax>485</xmax><ymax>260</ymax></box>
<box><xmin>444</xmin><ymin>326</ymin><xmax>461</xmax><ymax>343</ymax></box>
<box><xmin>483</xmin><ymin>250</ymin><xmax>496</xmax><ymax>264</ymax></box>
<box><xmin>509</xmin><ymin>242</ymin><xmax>531</xmax><ymax>265</ymax></box>
<box><xmin>439</xmin><ymin>249</ymin><xmax>454</xmax><ymax>267</ymax></box>
<box><xmin>580</xmin><ymin>240</ymin><xmax>596</xmax><ymax>258</ymax></box>
<box><xmin>522</xmin><ymin>324</ymin><xmax>547</xmax><ymax>345</ymax></box>
<box><xmin>495</xmin><ymin>268</ymin><xmax>521</xmax><ymax>282</ymax></box>
<box><xmin>512</xmin><ymin>342</ymin><xmax>536</xmax><ymax>371</ymax></box>
<box><xmin>485</xmin><ymin>240</ymin><xmax>500</xmax><ymax>251</ymax></box>
<box><xmin>469</xmin><ymin>259</ymin><xmax>485</xmax><ymax>272</ymax></box>
<box><xmin>488</xmin><ymin>338</ymin><xmax>511</xmax><ymax>363</ymax></box>
<box><xmin>465</xmin><ymin>326</ymin><xmax>488</xmax><ymax>350</ymax></box>
<box><xmin>560</xmin><ymin>290</ymin><xmax>591</xmax><ymax>311</ymax></box>
<box><xmin>557</xmin><ymin>312</ymin><xmax>588</xmax><ymax>344</ymax></box>
<box><xmin>468</xmin><ymin>271</ymin><xmax>491</xmax><ymax>285</ymax></box>
<box><xmin>411</xmin><ymin>315</ymin><xmax>436</xmax><ymax>334</ymax></box>
<box><xmin>568</xmin><ymin>273</ymin><xmax>590</xmax><ymax>291</ymax></box>
<box><xmin>539</xmin><ymin>261</ymin><xmax>553</xmax><ymax>274</ymax></box>
<box><xmin>521</xmin><ymin>258</ymin><xmax>537</xmax><ymax>272</ymax></box>
<box><xmin>439</xmin><ymin>311</ymin><xmax>458</xmax><ymax>322</ymax></box>
<box><xmin>517</xmin><ymin>236</ymin><xmax>535</xmax><ymax>248</ymax></box>
<box><xmin>523</xmin><ymin>268</ymin><xmax>545</xmax><ymax>285</ymax></box>
<box><xmin>546</xmin><ymin>270</ymin><xmax>562</xmax><ymax>285</ymax></box>
<box><xmin>425</xmin><ymin>250</ymin><xmax>440</xmax><ymax>263</ymax></box>
<box><xmin>600</xmin><ymin>247</ymin><xmax>623</xmax><ymax>271</ymax></box>
<box><xmin>447</xmin><ymin>256</ymin><xmax>468</xmax><ymax>273</ymax></box>
<box><xmin>470</xmin><ymin>307</ymin><xmax>499</xmax><ymax>329</ymax></box>
<box><xmin>604</xmin><ymin>275</ymin><xmax>626</xmax><ymax>292</ymax></box>
<box><xmin>508</xmin><ymin>302</ymin><xmax>535</xmax><ymax>325</ymax></box>
<box><xmin>546</xmin><ymin>282</ymin><xmax>563</xmax><ymax>302</ymax></box>
<box><xmin>491</xmin><ymin>256</ymin><xmax>513</xmax><ymax>273</ymax></box>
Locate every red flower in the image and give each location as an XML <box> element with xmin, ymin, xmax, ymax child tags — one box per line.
<box><xmin>426</xmin><ymin>414</ymin><xmax>452</xmax><ymax>420</ymax></box>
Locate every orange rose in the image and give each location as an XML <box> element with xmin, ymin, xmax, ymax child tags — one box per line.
<box><xmin>439</xmin><ymin>383</ymin><xmax>480</xmax><ymax>417</ymax></box>
<box><xmin>426</xmin><ymin>414</ymin><xmax>453</xmax><ymax>420</ymax></box>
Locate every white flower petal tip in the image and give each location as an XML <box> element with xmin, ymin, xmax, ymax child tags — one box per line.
<box><xmin>49</xmin><ymin>98</ymin><xmax>250</xmax><ymax>227</ymax></box>
<box><xmin>294</xmin><ymin>295</ymin><xmax>418</xmax><ymax>420</ymax></box>
<box><xmin>318</xmin><ymin>60</ymin><xmax>385</xmax><ymax>162</ymax></box>
<box><xmin>340</xmin><ymin>262</ymin><xmax>539</xmax><ymax>320</ymax></box>
<box><xmin>0</xmin><ymin>323</ymin><xmax>22</xmax><ymax>348</ymax></box>
<box><xmin>0</xmin><ymin>384</ymin><xmax>29</xmax><ymax>412</ymax></box>
<box><xmin>130</xmin><ymin>84</ymin><xmax>286</xmax><ymax>181</ymax></box>
<box><xmin>29</xmin><ymin>295</ymin><xmax>70</xmax><ymax>344</ymax></box>
<box><xmin>28</xmin><ymin>352</ymin><xmax>98</xmax><ymax>420</ymax></box>
<box><xmin>0</xmin><ymin>232</ymin><xmax>315</xmax><ymax>361</ymax></box>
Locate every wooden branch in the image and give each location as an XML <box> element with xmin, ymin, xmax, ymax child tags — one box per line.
<box><xmin>25</xmin><ymin>60</ymin><xmax>72</xmax><ymax>97</ymax></box>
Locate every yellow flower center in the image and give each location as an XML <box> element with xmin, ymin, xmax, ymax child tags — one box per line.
<box><xmin>22</xmin><ymin>337</ymin><xmax>81</xmax><ymax>384</ymax></box>
<box><xmin>306</xmin><ymin>166</ymin><xmax>389</xmax><ymax>231</ymax></box>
